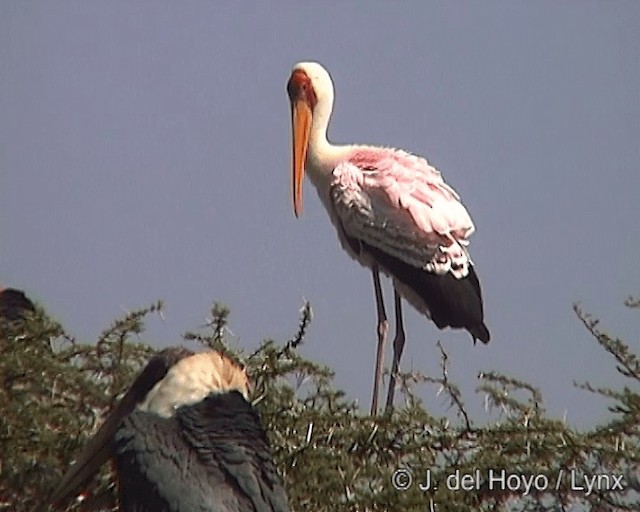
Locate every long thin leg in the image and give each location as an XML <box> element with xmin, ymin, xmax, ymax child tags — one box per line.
<box><xmin>385</xmin><ymin>288</ymin><xmax>406</xmax><ymax>412</ymax></box>
<box><xmin>370</xmin><ymin>267</ymin><xmax>388</xmax><ymax>416</ymax></box>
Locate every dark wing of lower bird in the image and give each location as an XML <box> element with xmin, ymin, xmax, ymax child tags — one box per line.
<box><xmin>114</xmin><ymin>391</ymin><xmax>289</xmax><ymax>512</ymax></box>
<box><xmin>177</xmin><ymin>391</ymin><xmax>290</xmax><ymax>512</ymax></box>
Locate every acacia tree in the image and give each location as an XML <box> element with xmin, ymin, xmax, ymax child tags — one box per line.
<box><xmin>0</xmin><ymin>296</ymin><xmax>638</xmax><ymax>511</ymax></box>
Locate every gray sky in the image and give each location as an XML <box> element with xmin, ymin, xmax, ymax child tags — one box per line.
<box><xmin>2</xmin><ymin>2</ymin><xmax>638</xmax><ymax>427</ymax></box>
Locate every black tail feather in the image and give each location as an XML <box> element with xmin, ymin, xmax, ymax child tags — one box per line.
<box><xmin>362</xmin><ymin>242</ymin><xmax>490</xmax><ymax>343</ymax></box>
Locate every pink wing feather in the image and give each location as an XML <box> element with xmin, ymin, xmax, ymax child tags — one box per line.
<box><xmin>331</xmin><ymin>147</ymin><xmax>475</xmax><ymax>278</ymax></box>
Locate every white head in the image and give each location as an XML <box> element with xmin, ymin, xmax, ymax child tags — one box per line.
<box><xmin>289</xmin><ymin>61</ymin><xmax>335</xmax><ymax>114</ymax></box>
<box><xmin>286</xmin><ymin>61</ymin><xmax>336</xmax><ymax>217</ymax></box>
<box><xmin>138</xmin><ymin>351</ymin><xmax>250</xmax><ymax>418</ymax></box>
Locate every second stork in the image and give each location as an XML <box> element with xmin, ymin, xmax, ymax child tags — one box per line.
<box><xmin>51</xmin><ymin>348</ymin><xmax>289</xmax><ymax>512</ymax></box>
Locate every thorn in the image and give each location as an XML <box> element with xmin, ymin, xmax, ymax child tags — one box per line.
<box><xmin>305</xmin><ymin>422</ymin><xmax>314</xmax><ymax>444</ymax></box>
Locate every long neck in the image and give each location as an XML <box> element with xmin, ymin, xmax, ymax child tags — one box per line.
<box><xmin>306</xmin><ymin>93</ymin><xmax>352</xmax><ymax>186</ymax></box>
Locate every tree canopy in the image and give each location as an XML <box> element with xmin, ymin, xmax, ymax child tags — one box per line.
<box><xmin>1</xmin><ymin>295</ymin><xmax>638</xmax><ymax>511</ymax></box>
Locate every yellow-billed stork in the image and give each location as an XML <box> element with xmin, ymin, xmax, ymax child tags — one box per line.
<box><xmin>286</xmin><ymin>61</ymin><xmax>490</xmax><ymax>415</ymax></box>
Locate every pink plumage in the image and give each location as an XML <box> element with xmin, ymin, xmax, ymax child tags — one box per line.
<box><xmin>336</xmin><ymin>147</ymin><xmax>475</xmax><ymax>265</ymax></box>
